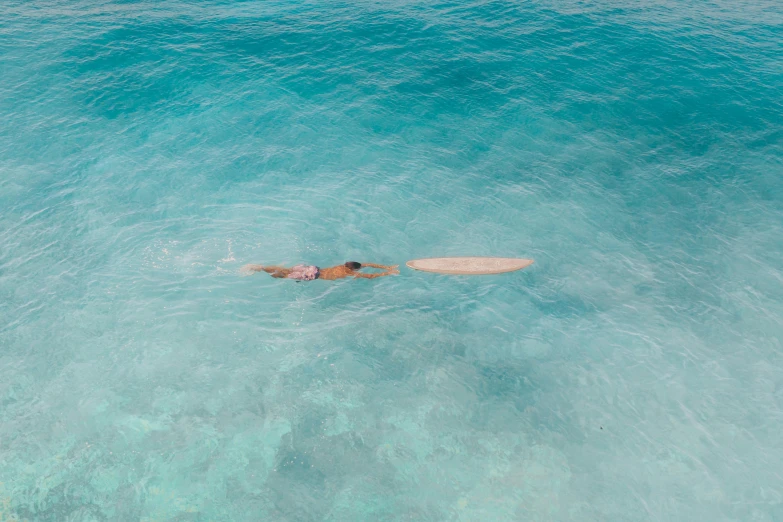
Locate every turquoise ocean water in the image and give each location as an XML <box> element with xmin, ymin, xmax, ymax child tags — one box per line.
<box><xmin>1</xmin><ymin>0</ymin><xmax>782</xmax><ymax>520</ymax></box>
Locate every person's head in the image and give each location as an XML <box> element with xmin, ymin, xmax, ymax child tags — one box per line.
<box><xmin>344</xmin><ymin>261</ymin><xmax>361</xmax><ymax>270</ymax></box>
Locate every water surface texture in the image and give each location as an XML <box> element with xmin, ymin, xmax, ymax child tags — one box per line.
<box><xmin>2</xmin><ymin>0</ymin><xmax>783</xmax><ymax>520</ymax></box>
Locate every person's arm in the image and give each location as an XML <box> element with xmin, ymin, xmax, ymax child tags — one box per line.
<box><xmin>241</xmin><ymin>264</ymin><xmax>265</xmax><ymax>273</ymax></box>
<box><xmin>354</xmin><ymin>268</ymin><xmax>399</xmax><ymax>279</ymax></box>
<box><xmin>362</xmin><ymin>263</ymin><xmax>399</xmax><ymax>270</ymax></box>
<box><xmin>354</xmin><ymin>272</ymin><xmax>389</xmax><ymax>279</ymax></box>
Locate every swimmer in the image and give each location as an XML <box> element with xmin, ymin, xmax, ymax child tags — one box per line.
<box><xmin>241</xmin><ymin>261</ymin><xmax>399</xmax><ymax>281</ymax></box>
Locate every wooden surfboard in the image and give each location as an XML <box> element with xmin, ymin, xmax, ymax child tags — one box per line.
<box><xmin>406</xmin><ymin>257</ymin><xmax>534</xmax><ymax>275</ymax></box>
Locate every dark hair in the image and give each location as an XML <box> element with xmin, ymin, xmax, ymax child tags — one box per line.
<box><xmin>345</xmin><ymin>261</ymin><xmax>361</xmax><ymax>270</ymax></box>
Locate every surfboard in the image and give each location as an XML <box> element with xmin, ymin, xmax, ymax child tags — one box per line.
<box><xmin>406</xmin><ymin>257</ymin><xmax>534</xmax><ymax>275</ymax></box>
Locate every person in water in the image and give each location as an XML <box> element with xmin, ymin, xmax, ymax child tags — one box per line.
<box><xmin>241</xmin><ymin>261</ymin><xmax>399</xmax><ymax>281</ymax></box>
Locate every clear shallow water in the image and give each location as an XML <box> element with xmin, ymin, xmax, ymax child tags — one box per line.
<box><xmin>1</xmin><ymin>0</ymin><xmax>782</xmax><ymax>519</ymax></box>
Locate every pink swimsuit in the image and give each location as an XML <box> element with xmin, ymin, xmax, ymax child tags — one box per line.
<box><xmin>286</xmin><ymin>265</ymin><xmax>320</xmax><ymax>281</ymax></box>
